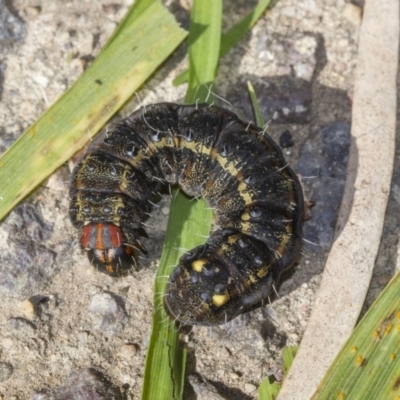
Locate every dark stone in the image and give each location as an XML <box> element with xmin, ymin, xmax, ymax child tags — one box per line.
<box><xmin>34</xmin><ymin>368</ymin><xmax>123</xmax><ymax>400</ymax></box>
<box><xmin>0</xmin><ymin>362</ymin><xmax>13</xmax><ymax>382</ymax></box>
<box><xmin>228</xmin><ymin>77</ymin><xmax>313</xmax><ymax>125</ymax></box>
<box><xmin>279</xmin><ymin>130</ymin><xmax>295</xmax><ymax>148</ymax></box>
<box><xmin>257</xmin><ymin>78</ymin><xmax>313</xmax><ymax>124</ymax></box>
<box><xmin>0</xmin><ymin>0</ymin><xmax>26</xmax><ymax>50</ymax></box>
<box><xmin>298</xmin><ymin>122</ymin><xmax>351</xmax><ymax>250</ymax></box>
<box><xmin>5</xmin><ymin>204</ymin><xmax>53</xmax><ymax>244</ymax></box>
<box><xmin>86</xmin><ymin>290</ymin><xmax>128</xmax><ymax>334</ymax></box>
<box><xmin>0</xmin><ymin>0</ymin><xmax>26</xmax><ymax>102</ymax></box>
<box><xmin>8</xmin><ymin>317</ymin><xmax>37</xmax><ymax>337</ymax></box>
<box><xmin>0</xmin><ymin>204</ymin><xmax>57</xmax><ymax>297</ymax></box>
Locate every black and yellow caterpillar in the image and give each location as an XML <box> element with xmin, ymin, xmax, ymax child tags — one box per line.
<box><xmin>69</xmin><ymin>103</ymin><xmax>304</xmax><ymax>326</ymax></box>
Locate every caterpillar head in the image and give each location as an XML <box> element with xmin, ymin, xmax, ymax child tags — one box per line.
<box><xmin>164</xmin><ymin>233</ymin><xmax>278</xmax><ymax>326</ymax></box>
<box><xmin>80</xmin><ymin>223</ymin><xmax>138</xmax><ymax>277</ymax></box>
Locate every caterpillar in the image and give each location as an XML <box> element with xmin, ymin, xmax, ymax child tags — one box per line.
<box><xmin>69</xmin><ymin>102</ymin><xmax>304</xmax><ymax>326</ymax></box>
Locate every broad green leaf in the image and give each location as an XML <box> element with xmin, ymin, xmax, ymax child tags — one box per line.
<box><xmin>104</xmin><ymin>0</ymin><xmax>157</xmax><ymax>49</ymax></box>
<box><xmin>174</xmin><ymin>0</ymin><xmax>272</xmax><ymax>86</ymax></box>
<box><xmin>312</xmin><ymin>271</ymin><xmax>400</xmax><ymax>400</ymax></box>
<box><xmin>142</xmin><ymin>1</ymin><xmax>222</xmax><ymax>398</ymax></box>
<box><xmin>0</xmin><ymin>0</ymin><xmax>187</xmax><ymax>222</ymax></box>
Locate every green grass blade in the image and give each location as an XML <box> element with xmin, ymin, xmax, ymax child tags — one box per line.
<box><xmin>218</xmin><ymin>0</ymin><xmax>271</xmax><ymax>57</ymax></box>
<box><xmin>282</xmin><ymin>346</ymin><xmax>298</xmax><ymax>375</ymax></box>
<box><xmin>259</xmin><ymin>378</ymin><xmax>281</xmax><ymax>400</ymax></box>
<box><xmin>312</xmin><ymin>271</ymin><xmax>400</xmax><ymax>400</ymax></box>
<box><xmin>185</xmin><ymin>0</ymin><xmax>222</xmax><ymax>103</ymax></box>
<box><xmin>141</xmin><ymin>193</ymin><xmax>213</xmax><ymax>400</ymax></box>
<box><xmin>104</xmin><ymin>0</ymin><xmax>157</xmax><ymax>49</ymax></box>
<box><xmin>0</xmin><ymin>0</ymin><xmax>187</xmax><ymax>222</ymax></box>
<box><xmin>259</xmin><ymin>346</ymin><xmax>298</xmax><ymax>400</ymax></box>
<box><xmin>173</xmin><ymin>0</ymin><xmax>271</xmax><ymax>86</ymax></box>
<box><xmin>142</xmin><ymin>1</ymin><xmax>222</xmax><ymax>398</ymax></box>
<box><xmin>247</xmin><ymin>80</ymin><xmax>265</xmax><ymax>126</ymax></box>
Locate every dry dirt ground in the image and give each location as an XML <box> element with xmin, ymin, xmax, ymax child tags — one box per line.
<box><xmin>1</xmin><ymin>0</ymin><xmax>398</xmax><ymax>399</ymax></box>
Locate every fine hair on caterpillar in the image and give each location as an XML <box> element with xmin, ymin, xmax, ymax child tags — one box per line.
<box><xmin>69</xmin><ymin>102</ymin><xmax>304</xmax><ymax>326</ymax></box>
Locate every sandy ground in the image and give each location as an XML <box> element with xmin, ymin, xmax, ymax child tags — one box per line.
<box><xmin>1</xmin><ymin>0</ymin><xmax>397</xmax><ymax>399</ymax></box>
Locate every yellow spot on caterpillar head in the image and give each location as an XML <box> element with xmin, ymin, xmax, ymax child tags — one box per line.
<box><xmin>212</xmin><ymin>293</ymin><xmax>229</xmax><ymax>307</ymax></box>
<box><xmin>192</xmin><ymin>258</ymin><xmax>207</xmax><ymax>272</ymax></box>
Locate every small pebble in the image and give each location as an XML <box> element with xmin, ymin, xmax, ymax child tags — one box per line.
<box><xmin>25</xmin><ymin>6</ymin><xmax>41</xmax><ymax>17</ymax></box>
<box><xmin>244</xmin><ymin>383</ymin><xmax>257</xmax><ymax>393</ymax></box>
<box><xmin>1</xmin><ymin>338</ymin><xmax>14</xmax><ymax>350</ymax></box>
<box><xmin>342</xmin><ymin>3</ymin><xmax>362</xmax><ymax>26</ymax></box>
<box><xmin>222</xmin><ymin>347</ymin><xmax>230</xmax><ymax>357</ymax></box>
<box><xmin>19</xmin><ymin>299</ymin><xmax>36</xmax><ymax>320</ymax></box>
<box><xmin>102</xmin><ymin>4</ymin><xmax>122</xmax><ymax>15</ymax></box>
<box><xmin>77</xmin><ymin>332</ymin><xmax>89</xmax><ymax>345</ymax></box>
<box><xmin>87</xmin><ymin>290</ymin><xmax>127</xmax><ymax>333</ymax></box>
<box><xmin>230</xmin><ymin>372</ymin><xmax>239</xmax><ymax>380</ymax></box>
<box><xmin>161</xmin><ymin>206</ymin><xmax>170</xmax><ymax>216</ymax></box>
<box><xmin>120</xmin><ymin>343</ymin><xmax>138</xmax><ymax>359</ymax></box>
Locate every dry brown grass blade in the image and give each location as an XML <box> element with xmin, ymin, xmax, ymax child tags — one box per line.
<box><xmin>277</xmin><ymin>0</ymin><xmax>399</xmax><ymax>398</ymax></box>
